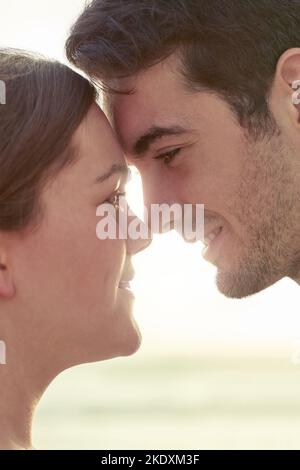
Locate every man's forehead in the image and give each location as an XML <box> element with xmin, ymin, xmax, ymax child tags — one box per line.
<box><xmin>102</xmin><ymin>56</ymin><xmax>194</xmax><ymax>153</ymax></box>
<box><xmin>110</xmin><ymin>108</ymin><xmax>197</xmax><ymax>163</ymax></box>
<box><xmin>106</xmin><ymin>97</ymin><xmax>188</xmax><ymax>156</ymax></box>
<box><xmin>105</xmin><ymin>52</ymin><xmax>182</xmax><ymax>92</ymax></box>
<box><xmin>104</xmin><ymin>54</ymin><xmax>184</xmax><ymax>110</ymax></box>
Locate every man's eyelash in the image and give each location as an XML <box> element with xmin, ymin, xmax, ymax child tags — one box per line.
<box><xmin>154</xmin><ymin>148</ymin><xmax>181</xmax><ymax>165</ymax></box>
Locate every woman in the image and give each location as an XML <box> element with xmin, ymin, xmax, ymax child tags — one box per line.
<box><xmin>0</xmin><ymin>49</ymin><xmax>150</xmax><ymax>450</ymax></box>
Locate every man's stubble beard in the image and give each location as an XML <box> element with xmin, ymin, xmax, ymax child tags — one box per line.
<box><xmin>216</xmin><ymin>127</ymin><xmax>300</xmax><ymax>299</ymax></box>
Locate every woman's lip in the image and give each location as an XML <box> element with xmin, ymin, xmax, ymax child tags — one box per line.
<box><xmin>202</xmin><ymin>226</ymin><xmax>225</xmax><ymax>264</ymax></box>
<box><xmin>119</xmin><ymin>266</ymin><xmax>135</xmax><ymax>288</ymax></box>
<box><xmin>118</xmin><ymin>281</ymin><xmax>135</xmax><ymax>299</ymax></box>
<box><xmin>118</xmin><ymin>280</ymin><xmax>132</xmax><ymax>289</ymax></box>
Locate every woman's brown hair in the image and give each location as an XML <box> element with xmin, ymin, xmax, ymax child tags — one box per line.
<box><xmin>0</xmin><ymin>49</ymin><xmax>96</xmax><ymax>231</ymax></box>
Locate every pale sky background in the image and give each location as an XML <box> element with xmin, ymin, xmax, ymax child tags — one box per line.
<box><xmin>1</xmin><ymin>0</ymin><xmax>300</xmax><ymax>357</ymax></box>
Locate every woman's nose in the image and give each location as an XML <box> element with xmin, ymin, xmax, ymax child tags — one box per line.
<box><xmin>126</xmin><ymin>215</ymin><xmax>152</xmax><ymax>255</ymax></box>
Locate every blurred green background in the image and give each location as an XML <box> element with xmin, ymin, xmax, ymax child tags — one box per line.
<box><xmin>34</xmin><ymin>351</ymin><xmax>300</xmax><ymax>450</ymax></box>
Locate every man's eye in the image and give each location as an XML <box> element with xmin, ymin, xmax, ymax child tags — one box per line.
<box><xmin>154</xmin><ymin>148</ymin><xmax>181</xmax><ymax>166</ymax></box>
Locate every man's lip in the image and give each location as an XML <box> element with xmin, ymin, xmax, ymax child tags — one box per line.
<box><xmin>202</xmin><ymin>225</ymin><xmax>227</xmax><ymax>265</ymax></box>
<box><xmin>203</xmin><ymin>226</ymin><xmax>223</xmax><ymax>246</ymax></box>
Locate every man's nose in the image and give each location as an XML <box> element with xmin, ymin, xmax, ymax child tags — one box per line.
<box><xmin>143</xmin><ymin>182</ymin><xmax>177</xmax><ymax>210</ymax></box>
<box><xmin>142</xmin><ymin>178</ymin><xmax>179</xmax><ymax>235</ymax></box>
<box><xmin>126</xmin><ymin>215</ymin><xmax>152</xmax><ymax>255</ymax></box>
<box><xmin>143</xmin><ymin>183</ymin><xmax>175</xmax><ymax>207</ymax></box>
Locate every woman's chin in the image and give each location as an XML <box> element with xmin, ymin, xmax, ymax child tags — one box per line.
<box><xmin>65</xmin><ymin>293</ymin><xmax>142</xmax><ymax>366</ymax></box>
<box><xmin>121</xmin><ymin>319</ymin><xmax>142</xmax><ymax>357</ymax></box>
<box><xmin>98</xmin><ymin>303</ymin><xmax>142</xmax><ymax>360</ymax></box>
<box><xmin>111</xmin><ymin>310</ymin><xmax>142</xmax><ymax>358</ymax></box>
<box><xmin>115</xmin><ymin>286</ymin><xmax>142</xmax><ymax>355</ymax></box>
<box><xmin>75</xmin><ymin>326</ymin><xmax>142</xmax><ymax>366</ymax></box>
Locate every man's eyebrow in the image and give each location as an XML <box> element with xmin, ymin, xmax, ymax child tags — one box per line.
<box><xmin>132</xmin><ymin>126</ymin><xmax>188</xmax><ymax>157</ymax></box>
<box><xmin>94</xmin><ymin>164</ymin><xmax>129</xmax><ymax>184</ymax></box>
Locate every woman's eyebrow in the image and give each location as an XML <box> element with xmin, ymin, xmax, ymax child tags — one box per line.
<box><xmin>132</xmin><ymin>125</ymin><xmax>188</xmax><ymax>157</ymax></box>
<box><xmin>94</xmin><ymin>164</ymin><xmax>129</xmax><ymax>184</ymax></box>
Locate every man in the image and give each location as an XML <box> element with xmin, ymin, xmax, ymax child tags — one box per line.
<box><xmin>66</xmin><ymin>0</ymin><xmax>300</xmax><ymax>299</ymax></box>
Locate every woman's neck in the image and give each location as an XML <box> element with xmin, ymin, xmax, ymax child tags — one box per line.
<box><xmin>0</xmin><ymin>362</ymin><xmax>37</xmax><ymax>450</ymax></box>
<box><xmin>0</xmin><ymin>334</ymin><xmax>60</xmax><ymax>450</ymax></box>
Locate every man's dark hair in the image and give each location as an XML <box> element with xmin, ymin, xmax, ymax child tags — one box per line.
<box><xmin>66</xmin><ymin>0</ymin><xmax>300</xmax><ymax>136</ymax></box>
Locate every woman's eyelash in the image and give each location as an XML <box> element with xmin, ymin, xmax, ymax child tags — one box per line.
<box><xmin>154</xmin><ymin>148</ymin><xmax>181</xmax><ymax>166</ymax></box>
<box><xmin>107</xmin><ymin>191</ymin><xmax>127</xmax><ymax>208</ymax></box>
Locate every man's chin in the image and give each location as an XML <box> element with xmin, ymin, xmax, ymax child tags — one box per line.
<box><xmin>215</xmin><ymin>268</ymin><xmax>281</xmax><ymax>299</ymax></box>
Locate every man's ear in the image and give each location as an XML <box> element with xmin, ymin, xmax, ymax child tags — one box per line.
<box><xmin>0</xmin><ymin>255</ymin><xmax>16</xmax><ymax>300</ymax></box>
<box><xmin>273</xmin><ymin>48</ymin><xmax>300</xmax><ymax>127</ymax></box>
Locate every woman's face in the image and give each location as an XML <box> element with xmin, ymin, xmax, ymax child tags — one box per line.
<box><xmin>6</xmin><ymin>104</ymin><xmax>150</xmax><ymax>369</ymax></box>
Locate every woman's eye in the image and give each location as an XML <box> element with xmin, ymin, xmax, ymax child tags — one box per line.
<box><xmin>154</xmin><ymin>148</ymin><xmax>181</xmax><ymax>166</ymax></box>
<box><xmin>108</xmin><ymin>191</ymin><xmax>127</xmax><ymax>209</ymax></box>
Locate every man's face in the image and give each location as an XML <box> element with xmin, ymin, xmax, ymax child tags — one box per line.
<box><xmin>105</xmin><ymin>55</ymin><xmax>300</xmax><ymax>299</ymax></box>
